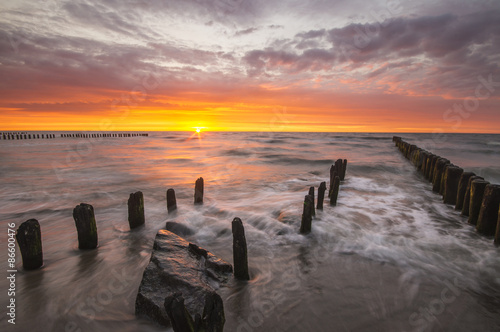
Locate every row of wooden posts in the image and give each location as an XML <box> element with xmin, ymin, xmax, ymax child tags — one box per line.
<box><xmin>14</xmin><ymin>176</ymin><xmax>250</xmax><ymax>282</ymax></box>
<box><xmin>14</xmin><ymin>177</ymin><xmax>205</xmax><ymax>270</ymax></box>
<box><xmin>300</xmin><ymin>159</ymin><xmax>348</xmax><ymax>234</ymax></box>
<box><xmin>0</xmin><ymin>132</ymin><xmax>149</xmax><ymax>140</ymax></box>
<box><xmin>60</xmin><ymin>133</ymin><xmax>149</xmax><ymax>138</ymax></box>
<box><xmin>393</xmin><ymin>136</ymin><xmax>500</xmax><ymax>246</ymax></box>
<box><xmin>1</xmin><ymin>133</ymin><xmax>56</xmax><ymax>140</ymax></box>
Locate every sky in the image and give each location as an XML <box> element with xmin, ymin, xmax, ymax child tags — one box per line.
<box><xmin>0</xmin><ymin>0</ymin><xmax>499</xmax><ymax>133</ymax></box>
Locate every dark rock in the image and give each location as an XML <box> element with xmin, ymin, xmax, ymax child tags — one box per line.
<box><xmin>135</xmin><ymin>230</ymin><xmax>232</xmax><ymax>327</ymax></box>
<box><xmin>232</xmin><ymin>217</ymin><xmax>250</xmax><ymax>280</ymax></box>
<box><xmin>128</xmin><ymin>191</ymin><xmax>145</xmax><ymax>229</ymax></box>
<box><xmin>166</xmin><ymin>221</ymin><xmax>195</xmax><ymax>237</ymax></box>
<box><xmin>16</xmin><ymin>219</ymin><xmax>43</xmax><ymax>270</ymax></box>
<box><xmin>164</xmin><ymin>293</ymin><xmax>195</xmax><ymax>332</ymax></box>
<box><xmin>476</xmin><ymin>184</ymin><xmax>500</xmax><ymax>236</ymax></box>
<box><xmin>163</xmin><ymin>291</ymin><xmax>225</xmax><ymax>332</ymax></box>
<box><xmin>73</xmin><ymin>203</ymin><xmax>98</xmax><ymax>249</ymax></box>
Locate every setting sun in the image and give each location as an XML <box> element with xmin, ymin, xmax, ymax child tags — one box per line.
<box><xmin>196</xmin><ymin>128</ymin><xmax>201</xmax><ymax>133</ymax></box>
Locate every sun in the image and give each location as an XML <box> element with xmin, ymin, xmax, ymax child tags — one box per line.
<box><xmin>196</xmin><ymin>128</ymin><xmax>201</xmax><ymax>133</ymax></box>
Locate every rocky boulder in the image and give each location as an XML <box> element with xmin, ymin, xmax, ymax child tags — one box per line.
<box><xmin>135</xmin><ymin>230</ymin><xmax>232</xmax><ymax>328</ymax></box>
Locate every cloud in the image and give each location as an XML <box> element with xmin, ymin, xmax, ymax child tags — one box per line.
<box><xmin>243</xmin><ymin>10</ymin><xmax>500</xmax><ymax>97</ymax></box>
<box><xmin>234</xmin><ymin>27</ymin><xmax>260</xmax><ymax>36</ymax></box>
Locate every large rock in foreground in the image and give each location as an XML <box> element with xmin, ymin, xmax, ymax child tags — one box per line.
<box><xmin>135</xmin><ymin>230</ymin><xmax>232</xmax><ymax>327</ymax></box>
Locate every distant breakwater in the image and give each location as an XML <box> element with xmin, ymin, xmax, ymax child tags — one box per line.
<box><xmin>393</xmin><ymin>136</ymin><xmax>500</xmax><ymax>246</ymax></box>
<box><xmin>0</xmin><ymin>132</ymin><xmax>149</xmax><ymax>140</ymax></box>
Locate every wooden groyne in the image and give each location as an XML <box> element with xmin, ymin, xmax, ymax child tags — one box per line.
<box><xmin>300</xmin><ymin>160</ymin><xmax>348</xmax><ymax>234</ymax></box>
<box><xmin>0</xmin><ymin>132</ymin><xmax>149</xmax><ymax>140</ymax></box>
<box><xmin>1</xmin><ymin>132</ymin><xmax>55</xmax><ymax>140</ymax></box>
<box><xmin>393</xmin><ymin>136</ymin><xmax>500</xmax><ymax>246</ymax></box>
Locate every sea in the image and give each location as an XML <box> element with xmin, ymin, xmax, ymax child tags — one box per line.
<box><xmin>1</xmin><ymin>132</ymin><xmax>500</xmax><ymax>332</ymax></box>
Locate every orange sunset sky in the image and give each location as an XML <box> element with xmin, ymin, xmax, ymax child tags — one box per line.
<box><xmin>0</xmin><ymin>0</ymin><xmax>499</xmax><ymax>133</ymax></box>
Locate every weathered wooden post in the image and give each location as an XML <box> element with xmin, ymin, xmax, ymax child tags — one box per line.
<box><xmin>16</xmin><ymin>219</ymin><xmax>43</xmax><ymax>270</ymax></box>
<box><xmin>432</xmin><ymin>158</ymin><xmax>449</xmax><ymax>193</ymax></box>
<box><xmin>73</xmin><ymin>203</ymin><xmax>98</xmax><ymax>249</ymax></box>
<box><xmin>341</xmin><ymin>159</ymin><xmax>348</xmax><ymax>180</ymax></box>
<box><xmin>455</xmin><ymin>172</ymin><xmax>475</xmax><ymax>211</ymax></box>
<box><xmin>468</xmin><ymin>180</ymin><xmax>490</xmax><ymax>226</ymax></box>
<box><xmin>308</xmin><ymin>187</ymin><xmax>315</xmax><ymax>216</ymax></box>
<box><xmin>443</xmin><ymin>166</ymin><xmax>463</xmax><ymax>205</ymax></box>
<box><xmin>317</xmin><ymin>182</ymin><xmax>326</xmax><ymax>210</ymax></box>
<box><xmin>167</xmin><ymin>189</ymin><xmax>177</xmax><ymax>213</ymax></box>
<box><xmin>194</xmin><ymin>177</ymin><xmax>204</xmax><ymax>204</ymax></box>
<box><xmin>335</xmin><ymin>159</ymin><xmax>343</xmax><ymax>179</ymax></box>
<box><xmin>232</xmin><ymin>217</ymin><xmax>250</xmax><ymax>280</ymax></box>
<box><xmin>328</xmin><ymin>165</ymin><xmax>335</xmax><ymax>198</ymax></box>
<box><xmin>476</xmin><ymin>184</ymin><xmax>500</xmax><ymax>236</ymax></box>
<box><xmin>330</xmin><ymin>176</ymin><xmax>340</xmax><ymax>206</ymax></box>
<box><xmin>461</xmin><ymin>176</ymin><xmax>483</xmax><ymax>216</ymax></box>
<box><xmin>128</xmin><ymin>191</ymin><xmax>145</xmax><ymax>229</ymax></box>
<box><xmin>494</xmin><ymin>206</ymin><xmax>500</xmax><ymax>246</ymax></box>
<box><xmin>300</xmin><ymin>195</ymin><xmax>313</xmax><ymax>234</ymax></box>
<box><xmin>199</xmin><ymin>292</ymin><xmax>225</xmax><ymax>332</ymax></box>
<box><xmin>440</xmin><ymin>164</ymin><xmax>453</xmax><ymax>196</ymax></box>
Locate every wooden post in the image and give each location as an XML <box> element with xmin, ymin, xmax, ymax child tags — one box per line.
<box><xmin>167</xmin><ymin>189</ymin><xmax>177</xmax><ymax>213</ymax></box>
<box><xmin>317</xmin><ymin>182</ymin><xmax>326</xmax><ymax>210</ymax></box>
<box><xmin>440</xmin><ymin>164</ymin><xmax>453</xmax><ymax>196</ymax></box>
<box><xmin>494</xmin><ymin>205</ymin><xmax>500</xmax><ymax>246</ymax></box>
<box><xmin>300</xmin><ymin>195</ymin><xmax>313</xmax><ymax>234</ymax></box>
<box><xmin>455</xmin><ymin>172</ymin><xmax>475</xmax><ymax>211</ymax></box>
<box><xmin>73</xmin><ymin>203</ymin><xmax>98</xmax><ymax>249</ymax></box>
<box><xmin>16</xmin><ymin>219</ymin><xmax>43</xmax><ymax>270</ymax></box>
<box><xmin>468</xmin><ymin>180</ymin><xmax>490</xmax><ymax>226</ymax></box>
<box><xmin>432</xmin><ymin>158</ymin><xmax>449</xmax><ymax>193</ymax></box>
<box><xmin>461</xmin><ymin>176</ymin><xmax>483</xmax><ymax>217</ymax></box>
<box><xmin>341</xmin><ymin>159</ymin><xmax>348</xmax><ymax>180</ymax></box>
<box><xmin>328</xmin><ymin>165</ymin><xmax>336</xmax><ymax>198</ymax></box>
<box><xmin>330</xmin><ymin>176</ymin><xmax>340</xmax><ymax>206</ymax></box>
<box><xmin>335</xmin><ymin>159</ymin><xmax>343</xmax><ymax>180</ymax></box>
<box><xmin>308</xmin><ymin>187</ymin><xmax>315</xmax><ymax>217</ymax></box>
<box><xmin>194</xmin><ymin>177</ymin><xmax>204</xmax><ymax>204</ymax></box>
<box><xmin>443</xmin><ymin>166</ymin><xmax>463</xmax><ymax>205</ymax></box>
<box><xmin>476</xmin><ymin>184</ymin><xmax>500</xmax><ymax>236</ymax></box>
<box><xmin>232</xmin><ymin>217</ymin><xmax>250</xmax><ymax>280</ymax></box>
<box><xmin>128</xmin><ymin>191</ymin><xmax>145</xmax><ymax>229</ymax></box>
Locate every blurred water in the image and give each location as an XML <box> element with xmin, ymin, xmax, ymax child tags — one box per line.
<box><xmin>0</xmin><ymin>132</ymin><xmax>499</xmax><ymax>332</ymax></box>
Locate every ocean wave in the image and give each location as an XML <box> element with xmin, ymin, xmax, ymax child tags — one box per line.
<box><xmin>262</xmin><ymin>154</ymin><xmax>333</xmax><ymax>165</ymax></box>
<box><xmin>221</xmin><ymin>148</ymin><xmax>254</xmax><ymax>157</ymax></box>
